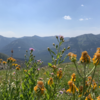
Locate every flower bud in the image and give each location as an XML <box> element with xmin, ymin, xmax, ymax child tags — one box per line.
<box><xmin>56</xmin><ymin>36</ymin><xmax>58</xmax><ymax>39</ymax></box>
<box><xmin>47</xmin><ymin>47</ymin><xmax>50</xmax><ymax>51</ymax></box>
<box><xmin>62</xmin><ymin>50</ymin><xmax>64</xmax><ymax>53</ymax></box>
<box><xmin>67</xmin><ymin>46</ymin><xmax>70</xmax><ymax>49</ymax></box>
<box><xmin>53</xmin><ymin>43</ymin><xmax>55</xmax><ymax>46</ymax></box>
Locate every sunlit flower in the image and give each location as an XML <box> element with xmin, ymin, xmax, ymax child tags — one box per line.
<box><xmin>48</xmin><ymin>77</ymin><xmax>53</xmax><ymax>86</ymax></box>
<box><xmin>97</xmin><ymin>96</ymin><xmax>100</xmax><ymax>100</ymax></box>
<box><xmin>92</xmin><ymin>52</ymin><xmax>100</xmax><ymax>65</ymax></box>
<box><xmin>66</xmin><ymin>81</ymin><xmax>78</xmax><ymax>94</ymax></box>
<box><xmin>80</xmin><ymin>51</ymin><xmax>91</xmax><ymax>63</ymax></box>
<box><xmin>12</xmin><ymin>63</ymin><xmax>18</xmax><ymax>67</ymax></box>
<box><xmin>7</xmin><ymin>57</ymin><xmax>16</xmax><ymax>63</ymax></box>
<box><xmin>16</xmin><ymin>67</ymin><xmax>20</xmax><ymax>70</ymax></box>
<box><xmin>57</xmin><ymin>70</ymin><xmax>62</xmax><ymax>79</ymax></box>
<box><xmin>85</xmin><ymin>94</ymin><xmax>93</xmax><ymax>100</ymax></box>
<box><xmin>3</xmin><ymin>61</ymin><xmax>7</xmax><ymax>65</ymax></box>
<box><xmin>71</xmin><ymin>73</ymin><xmax>76</xmax><ymax>82</ymax></box>
<box><xmin>24</xmin><ymin>70</ymin><xmax>27</xmax><ymax>72</ymax></box>
<box><xmin>34</xmin><ymin>81</ymin><xmax>45</xmax><ymax>95</ymax></box>
<box><xmin>68</xmin><ymin>52</ymin><xmax>77</xmax><ymax>62</ymax></box>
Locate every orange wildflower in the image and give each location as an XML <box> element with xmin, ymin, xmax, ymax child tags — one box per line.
<box><xmin>34</xmin><ymin>81</ymin><xmax>45</xmax><ymax>95</ymax></box>
<box><xmin>48</xmin><ymin>77</ymin><xmax>53</xmax><ymax>86</ymax></box>
<box><xmin>57</xmin><ymin>70</ymin><xmax>62</xmax><ymax>79</ymax></box>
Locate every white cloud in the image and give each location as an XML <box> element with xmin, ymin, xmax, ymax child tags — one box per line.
<box><xmin>81</xmin><ymin>4</ymin><xmax>84</xmax><ymax>7</ymax></box>
<box><xmin>79</xmin><ymin>18</ymin><xmax>92</xmax><ymax>21</ymax></box>
<box><xmin>79</xmin><ymin>18</ymin><xmax>84</xmax><ymax>21</ymax></box>
<box><xmin>63</xmin><ymin>15</ymin><xmax>72</xmax><ymax>20</ymax></box>
<box><xmin>0</xmin><ymin>31</ymin><xmax>20</xmax><ymax>38</ymax></box>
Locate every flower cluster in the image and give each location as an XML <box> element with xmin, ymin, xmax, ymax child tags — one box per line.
<box><xmin>34</xmin><ymin>81</ymin><xmax>45</xmax><ymax>95</ymax></box>
<box><xmin>80</xmin><ymin>51</ymin><xmax>91</xmax><ymax>63</ymax></box>
<box><xmin>68</xmin><ymin>52</ymin><xmax>77</xmax><ymax>62</ymax></box>
<box><xmin>92</xmin><ymin>48</ymin><xmax>100</xmax><ymax>65</ymax></box>
<box><xmin>7</xmin><ymin>57</ymin><xmax>16</xmax><ymax>63</ymax></box>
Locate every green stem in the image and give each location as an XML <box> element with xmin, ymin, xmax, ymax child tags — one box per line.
<box><xmin>82</xmin><ymin>64</ymin><xmax>86</xmax><ymax>96</ymax></box>
<box><xmin>74</xmin><ymin>62</ymin><xmax>83</xmax><ymax>78</ymax></box>
<box><xmin>86</xmin><ymin>66</ymin><xmax>95</xmax><ymax>77</ymax></box>
<box><xmin>86</xmin><ymin>65</ymin><xmax>96</xmax><ymax>96</ymax></box>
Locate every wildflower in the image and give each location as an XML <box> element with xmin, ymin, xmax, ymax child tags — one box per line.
<box><xmin>29</xmin><ymin>48</ymin><xmax>35</xmax><ymax>51</ymax></box>
<box><xmin>34</xmin><ymin>81</ymin><xmax>45</xmax><ymax>95</ymax></box>
<box><xmin>92</xmin><ymin>52</ymin><xmax>100</xmax><ymax>65</ymax></box>
<box><xmin>52</xmin><ymin>65</ymin><xmax>57</xmax><ymax>70</ymax></box>
<box><xmin>96</xmin><ymin>47</ymin><xmax>100</xmax><ymax>53</ymax></box>
<box><xmin>68</xmin><ymin>52</ymin><xmax>77</xmax><ymax>62</ymax></box>
<box><xmin>67</xmin><ymin>46</ymin><xmax>70</xmax><ymax>49</ymax></box>
<box><xmin>48</xmin><ymin>77</ymin><xmax>53</xmax><ymax>86</ymax></box>
<box><xmin>16</xmin><ymin>67</ymin><xmax>20</xmax><ymax>70</ymax></box>
<box><xmin>39</xmin><ymin>78</ymin><xmax>43</xmax><ymax>80</ymax></box>
<box><xmin>37</xmin><ymin>68</ymin><xmax>40</xmax><ymax>71</ymax></box>
<box><xmin>0</xmin><ymin>59</ymin><xmax>2</xmax><ymax>61</ymax></box>
<box><xmin>37</xmin><ymin>60</ymin><xmax>42</xmax><ymax>63</ymax></box>
<box><xmin>85</xmin><ymin>94</ymin><xmax>93</xmax><ymax>100</ymax></box>
<box><xmin>91</xmin><ymin>80</ymin><xmax>97</xmax><ymax>90</ymax></box>
<box><xmin>59</xmin><ymin>35</ymin><xmax>64</xmax><ymax>40</ymax></box>
<box><xmin>66</xmin><ymin>81</ymin><xmax>78</xmax><ymax>94</ymax></box>
<box><xmin>3</xmin><ymin>61</ymin><xmax>7</xmax><ymax>65</ymax></box>
<box><xmin>12</xmin><ymin>72</ymin><xmax>16</xmax><ymax>75</ymax></box>
<box><xmin>53</xmin><ymin>43</ymin><xmax>55</xmax><ymax>46</ymax></box>
<box><xmin>59</xmin><ymin>91</ymin><xmax>63</xmax><ymax>94</ymax></box>
<box><xmin>12</xmin><ymin>63</ymin><xmax>18</xmax><ymax>67</ymax></box>
<box><xmin>59</xmin><ymin>68</ymin><xmax>62</xmax><ymax>70</ymax></box>
<box><xmin>97</xmin><ymin>96</ymin><xmax>100</xmax><ymax>100</ymax></box>
<box><xmin>47</xmin><ymin>47</ymin><xmax>50</xmax><ymax>51</ymax></box>
<box><xmin>24</xmin><ymin>70</ymin><xmax>27</xmax><ymax>72</ymax></box>
<box><xmin>80</xmin><ymin>51</ymin><xmax>91</xmax><ymax>63</ymax></box>
<box><xmin>18</xmin><ymin>65</ymin><xmax>21</xmax><ymax>67</ymax></box>
<box><xmin>71</xmin><ymin>73</ymin><xmax>76</xmax><ymax>82</ymax></box>
<box><xmin>43</xmin><ymin>72</ymin><xmax>46</xmax><ymax>75</ymax></box>
<box><xmin>7</xmin><ymin>57</ymin><xmax>16</xmax><ymax>63</ymax></box>
<box><xmin>51</xmin><ymin>73</ymin><xmax>54</xmax><ymax>75</ymax></box>
<box><xmin>57</xmin><ymin>70</ymin><xmax>62</xmax><ymax>79</ymax></box>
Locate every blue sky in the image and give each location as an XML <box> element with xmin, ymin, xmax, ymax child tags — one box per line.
<box><xmin>0</xmin><ymin>0</ymin><xmax>100</xmax><ymax>38</ymax></box>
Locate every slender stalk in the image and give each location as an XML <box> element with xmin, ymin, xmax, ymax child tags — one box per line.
<box><xmin>74</xmin><ymin>62</ymin><xmax>83</xmax><ymax>78</ymax></box>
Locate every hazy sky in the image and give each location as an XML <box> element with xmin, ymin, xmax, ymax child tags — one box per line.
<box><xmin>0</xmin><ymin>0</ymin><xmax>100</xmax><ymax>38</ymax></box>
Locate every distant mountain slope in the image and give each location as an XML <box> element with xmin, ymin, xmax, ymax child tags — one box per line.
<box><xmin>0</xmin><ymin>35</ymin><xmax>69</xmax><ymax>59</ymax></box>
<box><xmin>35</xmin><ymin>33</ymin><xmax>100</xmax><ymax>64</ymax></box>
<box><xmin>0</xmin><ymin>35</ymin><xmax>17</xmax><ymax>49</ymax></box>
<box><xmin>0</xmin><ymin>52</ymin><xmax>9</xmax><ymax>61</ymax></box>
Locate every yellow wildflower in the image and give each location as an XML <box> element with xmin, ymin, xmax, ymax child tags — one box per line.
<box><xmin>16</xmin><ymin>67</ymin><xmax>20</xmax><ymax>70</ymax></box>
<box><xmin>85</xmin><ymin>94</ymin><xmax>93</xmax><ymax>100</ymax></box>
<box><xmin>68</xmin><ymin>52</ymin><xmax>77</xmax><ymax>62</ymax></box>
<box><xmin>71</xmin><ymin>73</ymin><xmax>76</xmax><ymax>82</ymax></box>
<box><xmin>97</xmin><ymin>96</ymin><xmax>100</xmax><ymax>100</ymax></box>
<box><xmin>34</xmin><ymin>81</ymin><xmax>45</xmax><ymax>95</ymax></box>
<box><xmin>66</xmin><ymin>81</ymin><xmax>78</xmax><ymax>94</ymax></box>
<box><xmin>48</xmin><ymin>77</ymin><xmax>53</xmax><ymax>86</ymax></box>
<box><xmin>3</xmin><ymin>61</ymin><xmax>7</xmax><ymax>65</ymax></box>
<box><xmin>57</xmin><ymin>70</ymin><xmax>62</xmax><ymax>79</ymax></box>
<box><xmin>24</xmin><ymin>70</ymin><xmax>27</xmax><ymax>72</ymax></box>
<box><xmin>80</xmin><ymin>51</ymin><xmax>91</xmax><ymax>63</ymax></box>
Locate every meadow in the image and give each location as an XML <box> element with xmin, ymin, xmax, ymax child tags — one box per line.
<box><xmin>0</xmin><ymin>36</ymin><xmax>100</xmax><ymax>100</ymax></box>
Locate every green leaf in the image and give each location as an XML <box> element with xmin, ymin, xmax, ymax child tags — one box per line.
<box><xmin>48</xmin><ymin>63</ymin><xmax>52</xmax><ymax>67</ymax></box>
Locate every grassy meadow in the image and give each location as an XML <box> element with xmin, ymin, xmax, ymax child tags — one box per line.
<box><xmin>0</xmin><ymin>36</ymin><xmax>100</xmax><ymax>100</ymax></box>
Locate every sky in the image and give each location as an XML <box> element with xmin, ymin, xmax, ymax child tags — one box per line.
<box><xmin>0</xmin><ymin>0</ymin><xmax>100</xmax><ymax>38</ymax></box>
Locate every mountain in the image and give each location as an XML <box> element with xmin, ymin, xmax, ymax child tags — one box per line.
<box><xmin>0</xmin><ymin>35</ymin><xmax>69</xmax><ymax>59</ymax></box>
<box><xmin>35</xmin><ymin>33</ymin><xmax>100</xmax><ymax>64</ymax></box>
<box><xmin>0</xmin><ymin>35</ymin><xmax>17</xmax><ymax>49</ymax></box>
<box><xmin>0</xmin><ymin>52</ymin><xmax>9</xmax><ymax>61</ymax></box>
